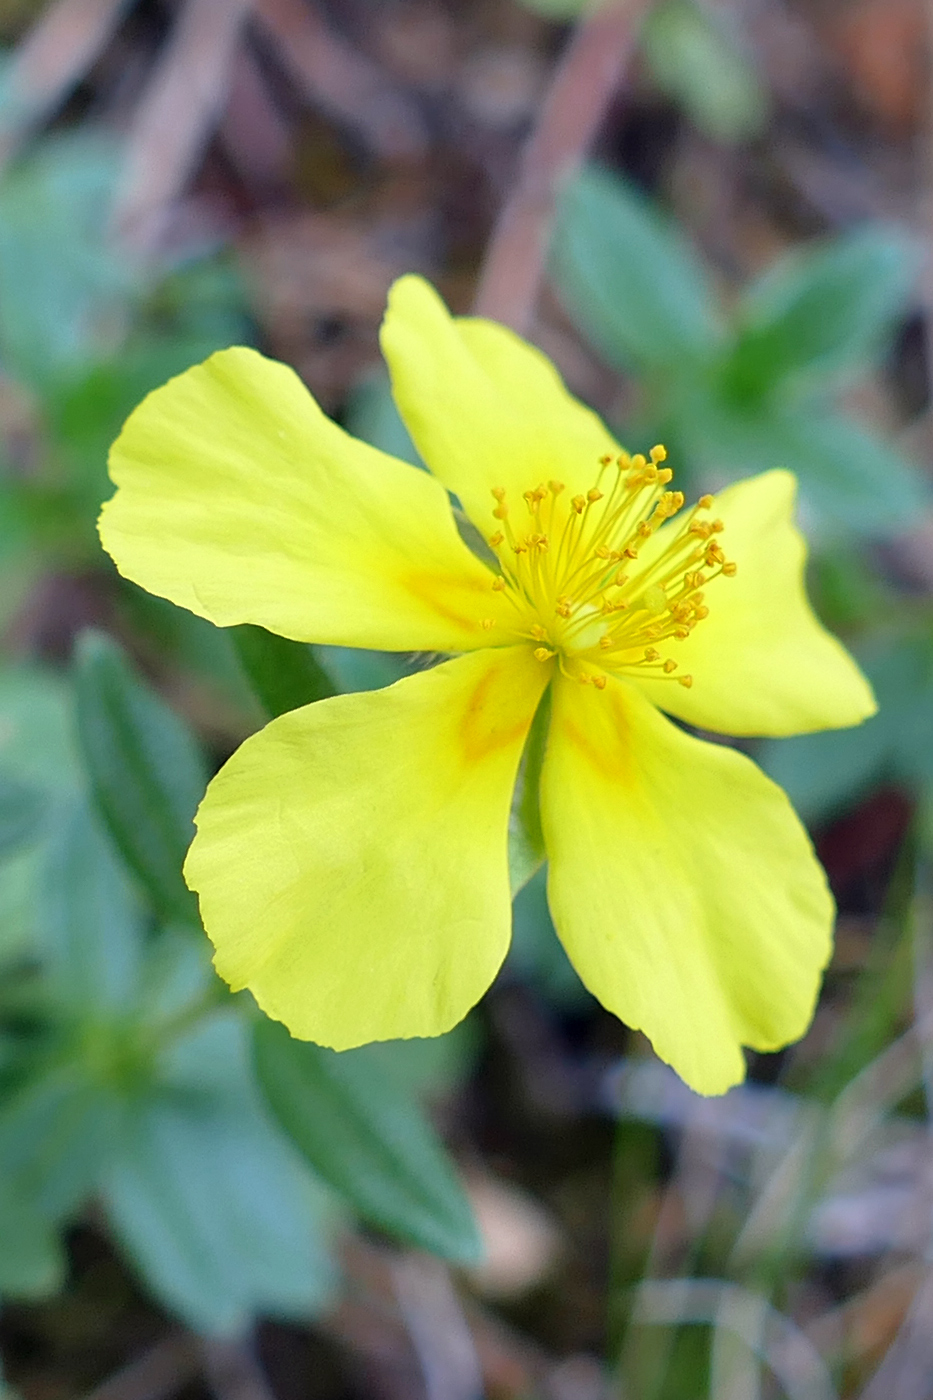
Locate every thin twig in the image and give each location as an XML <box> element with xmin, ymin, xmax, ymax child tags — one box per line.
<box><xmin>84</xmin><ymin>1332</ymin><xmax>200</xmax><ymax>1400</ymax></box>
<box><xmin>0</xmin><ymin>0</ymin><xmax>135</xmax><ymax>169</ymax></box>
<box><xmin>111</xmin><ymin>0</ymin><xmax>254</xmax><ymax>253</ymax></box>
<box><xmin>253</xmin><ymin>0</ymin><xmax>427</xmax><ymax>159</ymax></box>
<box><xmin>201</xmin><ymin>1332</ymin><xmax>276</xmax><ymax>1400</ymax></box>
<box><xmin>472</xmin><ymin>0</ymin><xmax>655</xmax><ymax>334</ymax></box>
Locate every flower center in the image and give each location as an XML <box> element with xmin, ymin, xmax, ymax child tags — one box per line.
<box><xmin>482</xmin><ymin>445</ymin><xmax>736</xmax><ymax>691</ymax></box>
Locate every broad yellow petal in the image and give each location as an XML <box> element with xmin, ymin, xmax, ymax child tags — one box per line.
<box><xmin>541</xmin><ymin>673</ymin><xmax>833</xmax><ymax>1095</ymax></box>
<box><xmin>185</xmin><ymin>647</ymin><xmax>548</xmax><ymax>1047</ymax></box>
<box><xmin>380</xmin><ymin>275</ymin><xmax>619</xmax><ymax>536</ymax></box>
<box><xmin>625</xmin><ymin>470</ymin><xmax>876</xmax><ymax>736</ymax></box>
<box><xmin>100</xmin><ymin>347</ymin><xmax>512</xmax><ymax>652</ymax></box>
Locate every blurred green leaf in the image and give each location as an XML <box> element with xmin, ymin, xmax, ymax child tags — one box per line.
<box><xmin>0</xmin><ymin>132</ymin><xmax>137</xmax><ymax>386</ymax></box>
<box><xmin>232</xmin><ymin>625</ymin><xmax>336</xmax><ymax>720</ymax></box>
<box><xmin>345</xmin><ymin>369</ymin><xmax>423</xmax><ymax>468</ymax></box>
<box><xmin>0</xmin><ymin>773</ymin><xmax>43</xmax><ymax>859</ymax></box>
<box><xmin>104</xmin><ymin>1016</ymin><xmax>333</xmax><ymax>1334</ymax></box>
<box><xmin>41</xmin><ymin>800</ymin><xmax>145</xmax><ymax>1015</ymax></box>
<box><xmin>643</xmin><ymin>0</ymin><xmax>767</xmax><ymax>143</ymax></box>
<box><xmin>513</xmin><ymin>0</ymin><xmax>589</xmax><ymax>15</ymax></box>
<box><xmin>0</xmin><ymin>668</ymin><xmax>80</xmax><ymax>959</ymax></box>
<box><xmin>681</xmin><ymin>394</ymin><xmax>926</xmax><ymax>535</ymax></box>
<box><xmin>254</xmin><ymin>1018</ymin><xmax>482</xmax><ymax>1263</ymax></box>
<box><xmin>551</xmin><ymin>165</ymin><xmax>722</xmax><ymax>370</ymax></box>
<box><xmin>0</xmin><ymin>1176</ymin><xmax>65</xmax><ymax>1300</ymax></box>
<box><xmin>726</xmin><ymin>226</ymin><xmax>920</xmax><ymax>398</ymax></box>
<box><xmin>509</xmin><ymin>866</ymin><xmax>590</xmax><ymax>1007</ymax></box>
<box><xmin>0</xmin><ymin>1065</ymin><xmax>117</xmax><ymax>1218</ymax></box>
<box><xmin>317</xmin><ymin>646</ymin><xmax>410</xmax><ymax>693</ymax></box>
<box><xmin>73</xmin><ymin>630</ymin><xmax>205</xmax><ymax>925</ymax></box>
<box><xmin>759</xmin><ymin>631</ymin><xmax>933</xmax><ymax>824</ymax></box>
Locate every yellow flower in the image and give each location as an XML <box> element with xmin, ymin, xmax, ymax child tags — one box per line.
<box><xmin>98</xmin><ymin>276</ymin><xmax>875</xmax><ymax>1096</ymax></box>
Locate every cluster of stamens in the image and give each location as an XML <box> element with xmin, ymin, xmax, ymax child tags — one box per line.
<box><xmin>480</xmin><ymin>445</ymin><xmax>736</xmax><ymax>691</ymax></box>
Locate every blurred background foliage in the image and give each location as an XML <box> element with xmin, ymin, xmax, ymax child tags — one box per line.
<box><xmin>0</xmin><ymin>0</ymin><xmax>932</xmax><ymax>1398</ymax></box>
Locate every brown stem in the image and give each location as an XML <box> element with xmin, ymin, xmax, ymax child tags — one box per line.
<box><xmin>472</xmin><ymin>0</ymin><xmax>655</xmax><ymax>334</ymax></box>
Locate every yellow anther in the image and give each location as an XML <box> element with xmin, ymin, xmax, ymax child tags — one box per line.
<box><xmin>698</xmin><ymin>494</ymin><xmax>714</xmax><ymax>510</ymax></box>
<box><xmin>616</xmin><ymin>452</ymin><xmax>632</xmax><ymax>469</ymax></box>
<box><xmin>679</xmin><ymin>675</ymin><xmax>694</xmax><ymax>689</ymax></box>
<box><xmin>533</xmin><ymin>647</ymin><xmax>555</xmax><ymax>662</ymax></box>
<box><xmin>599</xmin><ymin>635</ymin><xmax>613</xmax><ymax>650</ymax></box>
<box><xmin>685</xmin><ymin>571</ymin><xmax>705</xmax><ymax>590</ymax></box>
<box><xmin>623</xmin><ymin>545</ymin><xmax>639</xmax><ymax>560</ymax></box>
<box><xmin>599</xmin><ymin>454</ymin><xmax>613</xmax><ymax>466</ymax></box>
<box><xmin>493</xmin><ymin>504</ymin><xmax>509</xmax><ymax>520</ymax></box>
<box><xmin>594</xmin><ymin>545</ymin><xmax>611</xmax><ymax>559</ymax></box>
<box><xmin>489</xmin><ymin>531</ymin><xmax>504</xmax><ymax>547</ymax></box>
<box><xmin>637</xmin><ymin>521</ymin><xmax>653</xmax><ymax>538</ymax></box>
<box><xmin>587</xmin><ymin>488</ymin><xmax>603</xmax><ymax>503</ymax></box>
<box><xmin>555</xmin><ymin>597</ymin><xmax>573</xmax><ymax>618</ymax></box>
<box><xmin>481</xmin><ymin>618</ymin><xmax>496</xmax><ymax>630</ymax></box>
<box><xmin>694</xmin><ymin>605</ymin><xmax>709</xmax><ymax>620</ymax></box>
<box><xmin>571</xmin><ymin>495</ymin><xmax>586</xmax><ymax>514</ymax></box>
<box><xmin>530</xmin><ymin>624</ymin><xmax>548</xmax><ymax>640</ymax></box>
<box><xmin>491</xmin><ymin>486</ymin><xmax>506</xmax><ymax>501</ymax></box>
<box><xmin>644</xmin><ymin>647</ymin><xmax>660</xmax><ymax>662</ymax></box>
<box><xmin>614</xmin><ymin>570</ymin><xmax>629</xmax><ymax>587</ymax></box>
<box><xmin>631</xmin><ymin>453</ymin><xmax>646</xmax><ymax>470</ymax></box>
<box><xmin>706</xmin><ymin>542</ymin><xmax>726</xmax><ymax>567</ymax></box>
<box><xmin>674</xmin><ymin>626</ymin><xmax>690</xmax><ymax>640</ymax></box>
<box><xmin>650</xmin><ymin>444</ymin><xmax>668</xmax><ymax>463</ymax></box>
<box><xmin>722</xmin><ymin>560</ymin><xmax>738</xmax><ymax>577</ymax></box>
<box><xmin>663</xmin><ymin>659</ymin><xmax>677</xmax><ymax>673</ymax></box>
<box><xmin>549</xmin><ymin>479</ymin><xmax>565</xmax><ymax>495</ymax></box>
<box><xmin>657</xmin><ymin>467</ymin><xmax>673</xmax><ymax>484</ymax></box>
<box><xmin>593</xmin><ymin>675</ymin><xmax>607</xmax><ymax>690</ymax></box>
<box><xmin>711</xmin><ymin>519</ymin><xmax>724</xmax><ymax>533</ymax></box>
<box><xmin>492</xmin><ymin>576</ymin><xmax>506</xmax><ymax>591</ymax></box>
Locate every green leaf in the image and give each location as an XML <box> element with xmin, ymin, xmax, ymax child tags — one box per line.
<box><xmin>73</xmin><ymin>630</ymin><xmax>206</xmax><ymax>924</ymax></box>
<box><xmin>759</xmin><ymin>631</ymin><xmax>933</xmax><ymax>824</ymax></box>
<box><xmin>0</xmin><ymin>1176</ymin><xmax>65</xmax><ymax>1300</ymax></box>
<box><xmin>643</xmin><ymin>0</ymin><xmax>767</xmax><ymax>143</ymax></box>
<box><xmin>0</xmin><ymin>1066</ymin><xmax>117</xmax><ymax>1219</ymax></box>
<box><xmin>509</xmin><ymin>866</ymin><xmax>590</xmax><ymax>1008</ymax></box>
<box><xmin>231</xmin><ymin>626</ymin><xmax>336</xmax><ymax>720</ymax></box>
<box><xmin>254</xmin><ymin>1018</ymin><xmax>482</xmax><ymax>1263</ymax></box>
<box><xmin>317</xmin><ymin>646</ymin><xmax>411</xmax><ymax>693</ymax></box>
<box><xmin>681</xmin><ymin>392</ymin><xmax>927</xmax><ymax>536</ymax></box>
<box><xmin>344</xmin><ymin>369</ymin><xmax>423</xmax><ymax>468</ymax></box>
<box><xmin>551</xmin><ymin>164</ymin><xmax>722</xmax><ymax>370</ymax></box>
<box><xmin>0</xmin><ymin>132</ymin><xmax>138</xmax><ymax>386</ymax></box>
<box><xmin>509</xmin><ymin>688</ymin><xmax>550</xmax><ymax>896</ymax></box>
<box><xmin>103</xmin><ymin>1017</ymin><xmax>333</xmax><ymax>1335</ymax></box>
<box><xmin>41</xmin><ymin>800</ymin><xmax>145</xmax><ymax>1013</ymax></box>
<box><xmin>0</xmin><ymin>773</ymin><xmax>43</xmax><ymax>860</ymax></box>
<box><xmin>727</xmin><ymin>225</ymin><xmax>920</xmax><ymax>396</ymax></box>
<box><xmin>0</xmin><ymin>668</ymin><xmax>80</xmax><ymax>959</ymax></box>
<box><xmin>514</xmin><ymin>0</ymin><xmax>589</xmax><ymax>16</ymax></box>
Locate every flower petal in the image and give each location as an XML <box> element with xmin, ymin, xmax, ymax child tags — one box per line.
<box><xmin>185</xmin><ymin>646</ymin><xmax>548</xmax><ymax>1047</ymax></box>
<box><xmin>624</xmin><ymin>470</ymin><xmax>876</xmax><ymax>736</ymax></box>
<box><xmin>541</xmin><ymin>672</ymin><xmax>833</xmax><ymax>1095</ymax></box>
<box><xmin>99</xmin><ymin>347</ymin><xmax>512</xmax><ymax>652</ymax></box>
<box><xmin>380</xmin><ymin>275</ymin><xmax>620</xmax><ymax>535</ymax></box>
